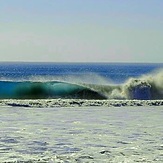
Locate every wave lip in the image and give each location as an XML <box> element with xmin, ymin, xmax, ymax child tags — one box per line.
<box><xmin>0</xmin><ymin>69</ymin><xmax>163</xmax><ymax>100</ymax></box>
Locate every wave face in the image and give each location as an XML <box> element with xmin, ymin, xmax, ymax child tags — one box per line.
<box><xmin>0</xmin><ymin>70</ymin><xmax>163</xmax><ymax>100</ymax></box>
<box><xmin>0</xmin><ymin>63</ymin><xmax>162</xmax><ymax>100</ymax></box>
<box><xmin>0</xmin><ymin>81</ymin><xmax>106</xmax><ymax>99</ymax></box>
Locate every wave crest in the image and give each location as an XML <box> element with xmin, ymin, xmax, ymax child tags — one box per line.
<box><xmin>0</xmin><ymin>69</ymin><xmax>162</xmax><ymax>100</ymax></box>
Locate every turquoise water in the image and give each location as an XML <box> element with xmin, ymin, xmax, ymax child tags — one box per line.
<box><xmin>0</xmin><ymin>63</ymin><xmax>163</xmax><ymax>100</ymax></box>
<box><xmin>0</xmin><ymin>62</ymin><xmax>163</xmax><ymax>162</ymax></box>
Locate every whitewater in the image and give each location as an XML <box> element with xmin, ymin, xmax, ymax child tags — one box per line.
<box><xmin>1</xmin><ymin>105</ymin><xmax>163</xmax><ymax>162</ymax></box>
<box><xmin>0</xmin><ymin>63</ymin><xmax>163</xmax><ymax>162</ymax></box>
<box><xmin>0</xmin><ymin>67</ymin><xmax>163</xmax><ymax>107</ymax></box>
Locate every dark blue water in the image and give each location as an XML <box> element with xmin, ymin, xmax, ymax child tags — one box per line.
<box><xmin>0</xmin><ymin>62</ymin><xmax>162</xmax><ymax>83</ymax></box>
<box><xmin>1</xmin><ymin>63</ymin><xmax>163</xmax><ymax>162</ymax></box>
<box><xmin>0</xmin><ymin>62</ymin><xmax>162</xmax><ymax>100</ymax></box>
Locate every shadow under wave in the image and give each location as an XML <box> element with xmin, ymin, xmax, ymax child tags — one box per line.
<box><xmin>0</xmin><ymin>69</ymin><xmax>162</xmax><ymax>100</ymax></box>
<box><xmin>0</xmin><ymin>81</ymin><xmax>107</xmax><ymax>100</ymax></box>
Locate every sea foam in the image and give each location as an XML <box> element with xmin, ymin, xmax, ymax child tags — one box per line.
<box><xmin>0</xmin><ymin>69</ymin><xmax>162</xmax><ymax>101</ymax></box>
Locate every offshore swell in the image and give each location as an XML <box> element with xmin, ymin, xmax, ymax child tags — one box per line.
<box><xmin>0</xmin><ymin>69</ymin><xmax>163</xmax><ymax>100</ymax></box>
<box><xmin>0</xmin><ymin>62</ymin><xmax>163</xmax><ymax>109</ymax></box>
<box><xmin>0</xmin><ymin>69</ymin><xmax>163</xmax><ymax>107</ymax></box>
<box><xmin>1</xmin><ymin>63</ymin><xmax>163</xmax><ymax>163</ymax></box>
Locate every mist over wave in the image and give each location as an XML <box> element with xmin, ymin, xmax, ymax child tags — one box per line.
<box><xmin>0</xmin><ymin>69</ymin><xmax>162</xmax><ymax>100</ymax></box>
<box><xmin>124</xmin><ymin>69</ymin><xmax>163</xmax><ymax>100</ymax></box>
<box><xmin>29</xmin><ymin>73</ymin><xmax>113</xmax><ymax>85</ymax></box>
<box><xmin>85</xmin><ymin>69</ymin><xmax>163</xmax><ymax>100</ymax></box>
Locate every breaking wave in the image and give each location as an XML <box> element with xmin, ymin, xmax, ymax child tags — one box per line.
<box><xmin>0</xmin><ymin>69</ymin><xmax>162</xmax><ymax>100</ymax></box>
<box><xmin>0</xmin><ymin>81</ymin><xmax>106</xmax><ymax>100</ymax></box>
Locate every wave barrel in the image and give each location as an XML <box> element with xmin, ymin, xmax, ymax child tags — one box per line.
<box><xmin>127</xmin><ymin>79</ymin><xmax>151</xmax><ymax>100</ymax></box>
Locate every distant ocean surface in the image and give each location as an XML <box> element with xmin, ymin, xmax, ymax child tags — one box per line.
<box><xmin>0</xmin><ymin>62</ymin><xmax>163</xmax><ymax>104</ymax></box>
<box><xmin>1</xmin><ymin>62</ymin><xmax>163</xmax><ymax>162</ymax></box>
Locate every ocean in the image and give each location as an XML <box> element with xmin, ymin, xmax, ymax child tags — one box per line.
<box><xmin>0</xmin><ymin>62</ymin><xmax>163</xmax><ymax>162</ymax></box>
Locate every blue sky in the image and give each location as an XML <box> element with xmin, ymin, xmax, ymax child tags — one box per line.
<box><xmin>0</xmin><ymin>0</ymin><xmax>163</xmax><ymax>62</ymax></box>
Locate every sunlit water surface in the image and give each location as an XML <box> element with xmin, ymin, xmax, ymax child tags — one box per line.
<box><xmin>0</xmin><ymin>106</ymin><xmax>163</xmax><ymax>162</ymax></box>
